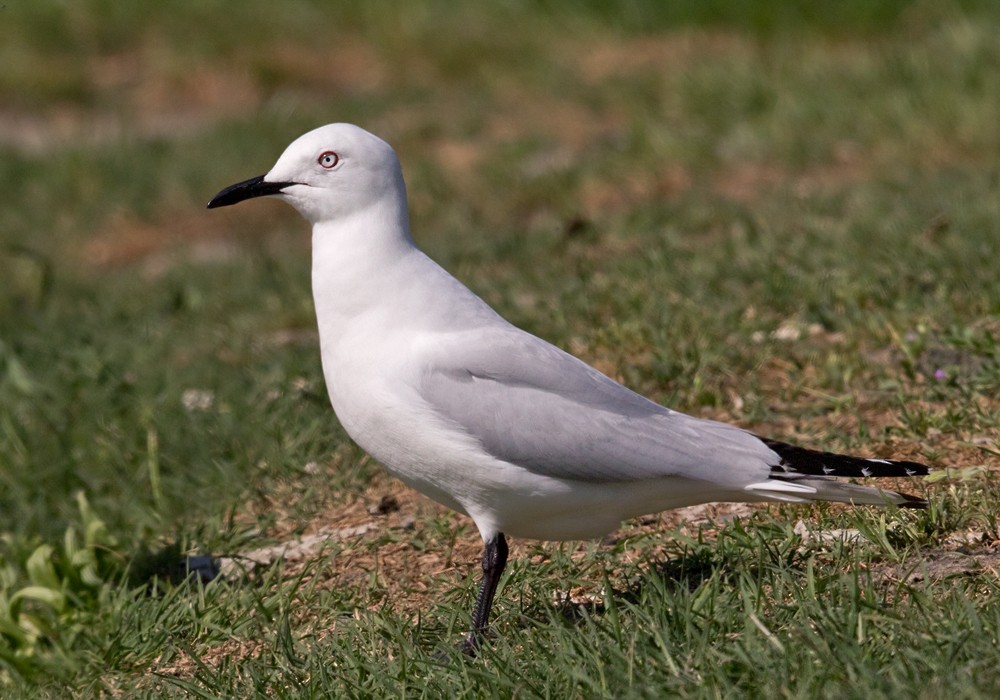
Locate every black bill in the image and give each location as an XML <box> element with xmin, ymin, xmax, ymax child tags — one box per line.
<box><xmin>207</xmin><ymin>174</ymin><xmax>297</xmax><ymax>209</ymax></box>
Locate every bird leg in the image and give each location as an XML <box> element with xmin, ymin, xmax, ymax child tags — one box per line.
<box><xmin>462</xmin><ymin>532</ymin><xmax>508</xmax><ymax>655</ymax></box>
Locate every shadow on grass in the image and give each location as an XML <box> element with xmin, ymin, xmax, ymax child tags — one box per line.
<box><xmin>551</xmin><ymin>536</ymin><xmax>781</xmax><ymax>625</ymax></box>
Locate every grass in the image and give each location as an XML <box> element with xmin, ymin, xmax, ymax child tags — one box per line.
<box><xmin>1</xmin><ymin>0</ymin><xmax>999</xmax><ymax>696</ymax></box>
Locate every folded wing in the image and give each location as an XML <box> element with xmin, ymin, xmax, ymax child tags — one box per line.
<box><xmin>418</xmin><ymin>327</ymin><xmax>778</xmax><ymax>489</ymax></box>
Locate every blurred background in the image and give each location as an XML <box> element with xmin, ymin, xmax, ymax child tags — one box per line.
<box><xmin>1</xmin><ymin>0</ymin><xmax>999</xmax><ymax>691</ymax></box>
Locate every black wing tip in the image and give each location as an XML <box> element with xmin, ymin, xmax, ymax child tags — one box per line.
<box><xmin>897</xmin><ymin>493</ymin><xmax>929</xmax><ymax>509</ymax></box>
<box><xmin>758</xmin><ymin>436</ymin><xmax>931</xmax><ymax>479</ymax></box>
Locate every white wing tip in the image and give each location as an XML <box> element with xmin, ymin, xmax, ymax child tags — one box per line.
<box><xmin>744</xmin><ymin>480</ymin><xmax>817</xmax><ymax>504</ymax></box>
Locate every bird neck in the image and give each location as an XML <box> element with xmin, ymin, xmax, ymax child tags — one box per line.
<box><xmin>310</xmin><ymin>200</ymin><xmax>415</xmax><ymax>315</ymax></box>
<box><xmin>309</xmin><ymin>202</ymin><xmax>503</xmax><ymax>350</ymax></box>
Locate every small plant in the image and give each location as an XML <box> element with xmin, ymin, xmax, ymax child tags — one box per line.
<box><xmin>0</xmin><ymin>492</ymin><xmax>120</xmax><ymax>682</ymax></box>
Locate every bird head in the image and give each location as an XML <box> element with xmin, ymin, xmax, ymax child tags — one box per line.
<box><xmin>207</xmin><ymin>123</ymin><xmax>405</xmax><ymax>225</ymax></box>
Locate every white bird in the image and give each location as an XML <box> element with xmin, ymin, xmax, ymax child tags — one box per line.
<box><xmin>208</xmin><ymin>123</ymin><xmax>928</xmax><ymax>654</ymax></box>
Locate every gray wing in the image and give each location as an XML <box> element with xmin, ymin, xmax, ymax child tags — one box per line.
<box><xmin>418</xmin><ymin>327</ymin><xmax>778</xmax><ymax>487</ymax></box>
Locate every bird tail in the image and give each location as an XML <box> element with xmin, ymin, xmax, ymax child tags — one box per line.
<box><xmin>743</xmin><ymin>437</ymin><xmax>929</xmax><ymax>508</ymax></box>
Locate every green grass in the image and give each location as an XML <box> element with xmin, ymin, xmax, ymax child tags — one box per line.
<box><xmin>2</xmin><ymin>1</ymin><xmax>1000</xmax><ymax>696</ymax></box>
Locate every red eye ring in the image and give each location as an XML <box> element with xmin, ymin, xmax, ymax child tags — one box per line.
<box><xmin>318</xmin><ymin>151</ymin><xmax>339</xmax><ymax>169</ymax></box>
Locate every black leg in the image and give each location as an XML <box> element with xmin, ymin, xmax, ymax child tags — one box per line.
<box><xmin>462</xmin><ymin>532</ymin><xmax>509</xmax><ymax>655</ymax></box>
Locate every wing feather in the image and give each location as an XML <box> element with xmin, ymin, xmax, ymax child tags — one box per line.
<box><xmin>417</xmin><ymin>328</ymin><xmax>776</xmax><ymax>487</ymax></box>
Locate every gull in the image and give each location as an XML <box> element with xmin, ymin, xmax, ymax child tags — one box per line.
<box><xmin>208</xmin><ymin>123</ymin><xmax>929</xmax><ymax>654</ymax></box>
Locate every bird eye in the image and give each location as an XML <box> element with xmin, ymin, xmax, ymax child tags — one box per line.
<box><xmin>318</xmin><ymin>151</ymin><xmax>340</xmax><ymax>169</ymax></box>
